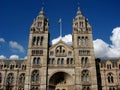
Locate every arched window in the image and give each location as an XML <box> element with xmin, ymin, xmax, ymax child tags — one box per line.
<box><xmin>33</xmin><ymin>57</ymin><xmax>37</xmax><ymax>64</ymax></box>
<box><xmin>31</xmin><ymin>70</ymin><xmax>39</xmax><ymax>82</ymax></box>
<box><xmin>57</xmin><ymin>58</ymin><xmax>60</xmax><ymax>64</ymax></box>
<box><xmin>32</xmin><ymin>37</ymin><xmax>36</xmax><ymax>45</ymax></box>
<box><xmin>40</xmin><ymin>36</ymin><xmax>44</xmax><ymax>45</ymax></box>
<box><xmin>107</xmin><ymin>64</ymin><xmax>112</xmax><ymax>69</ymax></box>
<box><xmin>81</xmin><ymin>57</ymin><xmax>89</xmax><ymax>67</ymax></box>
<box><xmin>107</xmin><ymin>73</ymin><xmax>114</xmax><ymax>83</ymax></box>
<box><xmin>0</xmin><ymin>73</ymin><xmax>2</xmax><ymax>83</ymax></box>
<box><xmin>85</xmin><ymin>57</ymin><xmax>88</xmax><ymax>65</ymax></box>
<box><xmin>7</xmin><ymin>73</ymin><xmax>14</xmax><ymax>84</ymax></box>
<box><xmin>10</xmin><ymin>64</ymin><xmax>14</xmax><ymax>70</ymax></box>
<box><xmin>67</xmin><ymin>58</ymin><xmax>69</xmax><ymax>64</ymax></box>
<box><xmin>37</xmin><ymin>57</ymin><xmax>40</xmax><ymax>64</ymax></box>
<box><xmin>19</xmin><ymin>73</ymin><xmax>25</xmax><ymax>83</ymax></box>
<box><xmin>78</xmin><ymin>36</ymin><xmax>81</xmax><ymax>45</ymax></box>
<box><xmin>70</xmin><ymin>58</ymin><xmax>73</xmax><ymax>64</ymax></box>
<box><xmin>82</xmin><ymin>37</ymin><xmax>85</xmax><ymax>46</ymax></box>
<box><xmin>36</xmin><ymin>37</ymin><xmax>40</xmax><ymax>45</ymax></box>
<box><xmin>56</xmin><ymin>46</ymin><xmax>66</xmax><ymax>56</ymax></box>
<box><xmin>61</xmin><ymin>58</ymin><xmax>64</xmax><ymax>64</ymax></box>
<box><xmin>81</xmin><ymin>70</ymin><xmax>89</xmax><ymax>82</ymax></box>
<box><xmin>81</xmin><ymin>57</ymin><xmax>84</xmax><ymax>64</ymax></box>
<box><xmin>85</xmin><ymin>37</ymin><xmax>88</xmax><ymax>46</ymax></box>
<box><xmin>22</xmin><ymin>65</ymin><xmax>26</xmax><ymax>70</ymax></box>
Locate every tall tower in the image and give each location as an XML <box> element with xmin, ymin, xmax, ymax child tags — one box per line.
<box><xmin>25</xmin><ymin>7</ymin><xmax>49</xmax><ymax>90</ymax></box>
<box><xmin>72</xmin><ymin>7</ymin><xmax>98</xmax><ymax>89</ymax></box>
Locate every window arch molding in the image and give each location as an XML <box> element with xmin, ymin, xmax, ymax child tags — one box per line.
<box><xmin>7</xmin><ymin>73</ymin><xmax>14</xmax><ymax>84</ymax></box>
<box><xmin>81</xmin><ymin>70</ymin><xmax>90</xmax><ymax>82</ymax></box>
<box><xmin>31</xmin><ymin>70</ymin><xmax>39</xmax><ymax>82</ymax></box>
<box><xmin>107</xmin><ymin>72</ymin><xmax>114</xmax><ymax>83</ymax></box>
<box><xmin>55</xmin><ymin>45</ymin><xmax>66</xmax><ymax>56</ymax></box>
<box><xmin>19</xmin><ymin>73</ymin><xmax>25</xmax><ymax>84</ymax></box>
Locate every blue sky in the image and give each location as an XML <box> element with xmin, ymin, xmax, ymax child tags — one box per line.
<box><xmin>0</xmin><ymin>0</ymin><xmax>120</xmax><ymax>59</ymax></box>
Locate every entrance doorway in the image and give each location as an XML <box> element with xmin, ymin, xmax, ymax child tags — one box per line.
<box><xmin>49</xmin><ymin>72</ymin><xmax>74</xmax><ymax>90</ymax></box>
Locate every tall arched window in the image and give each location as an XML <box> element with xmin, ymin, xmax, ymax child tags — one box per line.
<box><xmin>85</xmin><ymin>57</ymin><xmax>89</xmax><ymax>65</ymax></box>
<box><xmin>22</xmin><ymin>65</ymin><xmax>26</xmax><ymax>70</ymax></box>
<box><xmin>31</xmin><ymin>70</ymin><xmax>39</xmax><ymax>82</ymax></box>
<box><xmin>57</xmin><ymin>58</ymin><xmax>60</xmax><ymax>64</ymax></box>
<box><xmin>0</xmin><ymin>73</ymin><xmax>2</xmax><ymax>83</ymax></box>
<box><xmin>37</xmin><ymin>57</ymin><xmax>40</xmax><ymax>64</ymax></box>
<box><xmin>61</xmin><ymin>58</ymin><xmax>64</xmax><ymax>64</ymax></box>
<box><xmin>32</xmin><ymin>37</ymin><xmax>36</xmax><ymax>45</ymax></box>
<box><xmin>85</xmin><ymin>37</ymin><xmax>88</xmax><ymax>46</ymax></box>
<box><xmin>81</xmin><ymin>57</ymin><xmax>89</xmax><ymax>67</ymax></box>
<box><xmin>107</xmin><ymin>73</ymin><xmax>114</xmax><ymax>83</ymax></box>
<box><xmin>81</xmin><ymin>70</ymin><xmax>89</xmax><ymax>82</ymax></box>
<box><xmin>37</xmin><ymin>37</ymin><xmax>41</xmax><ymax>45</ymax></box>
<box><xmin>40</xmin><ymin>36</ymin><xmax>44</xmax><ymax>45</ymax></box>
<box><xmin>7</xmin><ymin>73</ymin><xmax>14</xmax><ymax>84</ymax></box>
<box><xmin>19</xmin><ymin>73</ymin><xmax>25</xmax><ymax>84</ymax></box>
<box><xmin>33</xmin><ymin>57</ymin><xmax>37</xmax><ymax>64</ymax></box>
<box><xmin>10</xmin><ymin>64</ymin><xmax>14</xmax><ymax>70</ymax></box>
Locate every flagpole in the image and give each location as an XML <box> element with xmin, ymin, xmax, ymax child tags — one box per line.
<box><xmin>60</xmin><ymin>19</ymin><xmax>62</xmax><ymax>38</ymax></box>
<box><xmin>59</xmin><ymin>18</ymin><xmax>62</xmax><ymax>38</ymax></box>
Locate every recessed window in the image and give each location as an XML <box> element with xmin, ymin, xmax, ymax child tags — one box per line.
<box><xmin>50</xmin><ymin>51</ymin><xmax>54</xmax><ymax>56</ymax></box>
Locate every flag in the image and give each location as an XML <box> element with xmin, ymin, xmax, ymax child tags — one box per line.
<box><xmin>58</xmin><ymin>18</ymin><xmax>62</xmax><ymax>23</ymax></box>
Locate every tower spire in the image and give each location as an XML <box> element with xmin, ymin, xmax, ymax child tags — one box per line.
<box><xmin>39</xmin><ymin>0</ymin><xmax>45</xmax><ymax>15</ymax></box>
<box><xmin>77</xmin><ymin>3</ymin><xmax>82</xmax><ymax>15</ymax></box>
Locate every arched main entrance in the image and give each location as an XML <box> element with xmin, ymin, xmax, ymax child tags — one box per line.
<box><xmin>49</xmin><ymin>72</ymin><xmax>74</xmax><ymax>90</ymax></box>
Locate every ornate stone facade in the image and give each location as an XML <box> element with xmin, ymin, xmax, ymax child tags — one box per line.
<box><xmin>0</xmin><ymin>6</ymin><xmax>120</xmax><ymax>90</ymax></box>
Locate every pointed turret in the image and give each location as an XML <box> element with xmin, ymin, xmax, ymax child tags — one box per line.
<box><xmin>30</xmin><ymin>7</ymin><xmax>49</xmax><ymax>33</ymax></box>
<box><xmin>73</xmin><ymin>6</ymin><xmax>91</xmax><ymax>34</ymax></box>
<box><xmin>38</xmin><ymin>7</ymin><xmax>45</xmax><ymax>18</ymax></box>
<box><xmin>76</xmin><ymin>6</ymin><xmax>83</xmax><ymax>18</ymax></box>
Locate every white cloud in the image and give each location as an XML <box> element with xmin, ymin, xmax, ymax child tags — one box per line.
<box><xmin>0</xmin><ymin>38</ymin><xmax>5</xmax><ymax>43</ymax></box>
<box><xmin>93</xmin><ymin>39</ymin><xmax>109</xmax><ymax>58</ymax></box>
<box><xmin>94</xmin><ymin>27</ymin><xmax>120</xmax><ymax>58</ymax></box>
<box><xmin>9</xmin><ymin>55</ymin><xmax>19</xmax><ymax>60</ymax></box>
<box><xmin>0</xmin><ymin>55</ymin><xmax>6</xmax><ymax>59</ymax></box>
<box><xmin>52</xmin><ymin>34</ymin><xmax>72</xmax><ymax>45</ymax></box>
<box><xmin>24</xmin><ymin>56</ymin><xmax>27</xmax><ymax>59</ymax></box>
<box><xmin>9</xmin><ymin>41</ymin><xmax>24</xmax><ymax>53</ymax></box>
<box><xmin>52</xmin><ymin>27</ymin><xmax>120</xmax><ymax>58</ymax></box>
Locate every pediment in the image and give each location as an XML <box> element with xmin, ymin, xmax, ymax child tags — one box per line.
<box><xmin>49</xmin><ymin>39</ymin><xmax>73</xmax><ymax>50</ymax></box>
